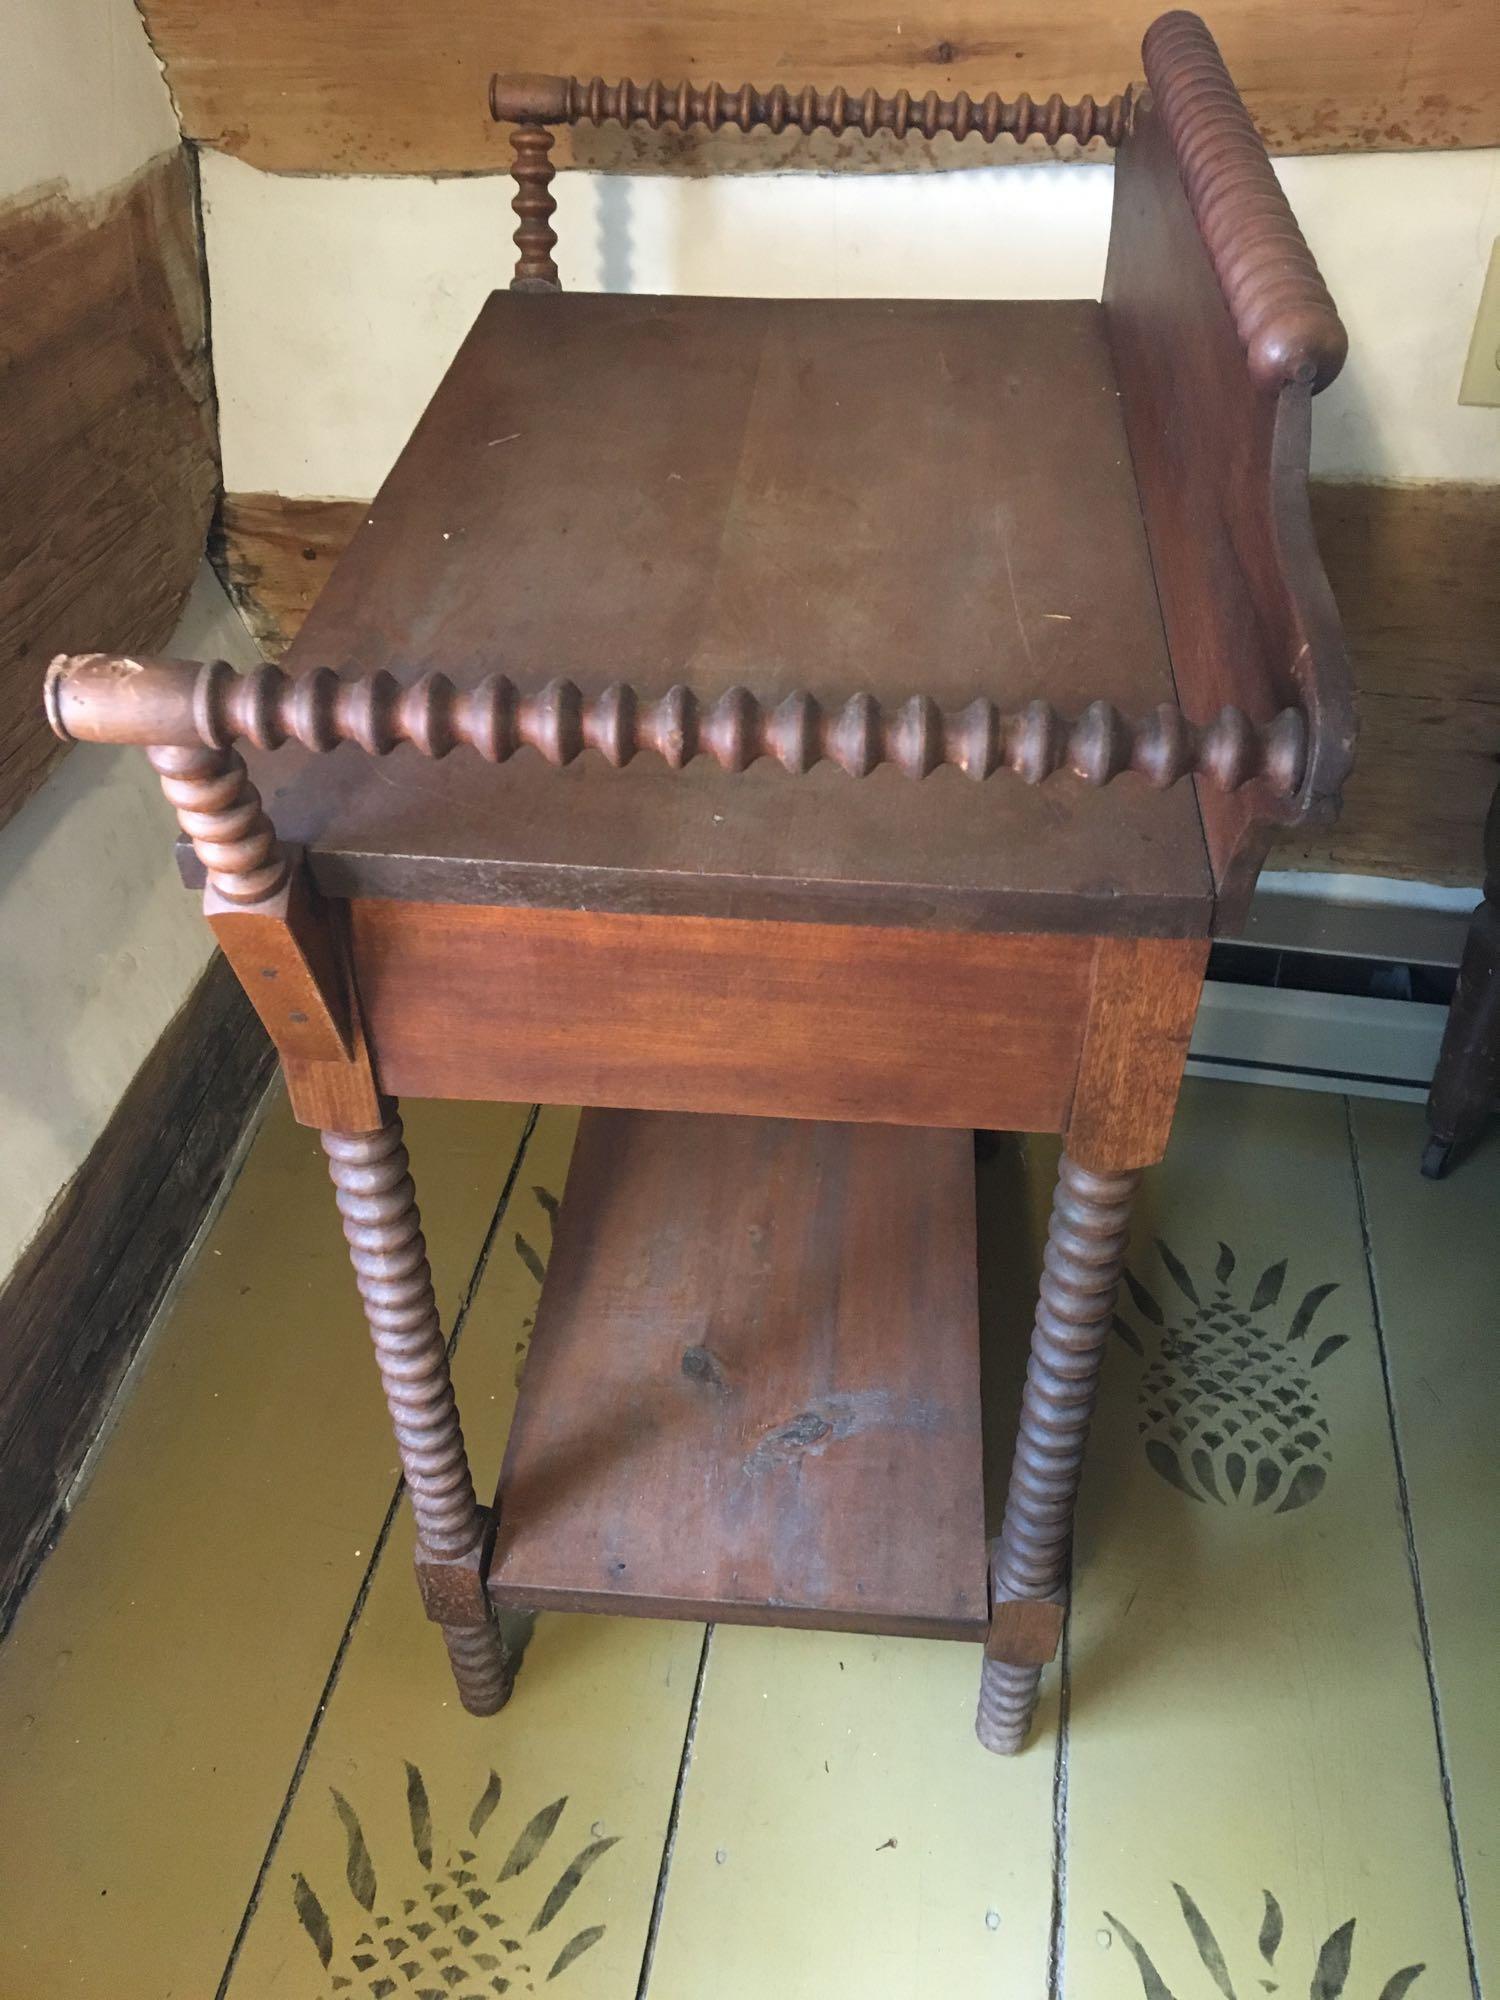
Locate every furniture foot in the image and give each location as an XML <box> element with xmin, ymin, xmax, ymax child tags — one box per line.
<box><xmin>977</xmin><ymin>1150</ymin><xmax>1139</xmax><ymax>1754</ymax></box>
<box><xmin>440</xmin><ymin>1619</ymin><xmax>515</xmax><ymax>1716</ymax></box>
<box><xmin>1425</xmin><ymin>787</ymin><xmax>1500</xmax><ymax>1175</ymax></box>
<box><xmin>976</xmin><ymin>1657</ymin><xmax>1043</xmax><ymax>1756</ymax></box>
<box><xmin>323</xmin><ymin>1109</ymin><xmax>514</xmax><ymax>1715</ymax></box>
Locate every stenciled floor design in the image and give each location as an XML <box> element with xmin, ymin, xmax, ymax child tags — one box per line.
<box><xmin>0</xmin><ymin>1081</ymin><xmax>1491</xmax><ymax>1999</ymax></box>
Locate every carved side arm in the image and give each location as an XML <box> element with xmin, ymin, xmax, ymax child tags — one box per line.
<box><xmin>1141</xmin><ymin>10</ymin><xmax>1345</xmax><ymax>394</ymax></box>
<box><xmin>1104</xmin><ymin>9</ymin><xmax>1354</xmax><ymax>926</ymax></box>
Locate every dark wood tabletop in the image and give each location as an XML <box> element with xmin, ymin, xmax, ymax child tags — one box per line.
<box><xmin>251</xmin><ymin>290</ymin><xmax>1213</xmax><ymax>935</ymax></box>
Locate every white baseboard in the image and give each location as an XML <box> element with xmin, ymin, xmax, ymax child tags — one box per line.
<box><xmin>1189</xmin><ymin>981</ymin><xmax>1446</xmax><ymax>1102</ymax></box>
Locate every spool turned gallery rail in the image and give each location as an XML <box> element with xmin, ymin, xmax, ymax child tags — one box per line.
<box><xmin>43</xmin><ymin>10</ymin><xmax>1353</xmax><ymax>1758</ymax></box>
<box><xmin>47</xmin><ymin>653</ymin><xmax>1311</xmax><ymax>794</ymax></box>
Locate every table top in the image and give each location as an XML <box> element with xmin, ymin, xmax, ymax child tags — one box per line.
<box><xmin>257</xmin><ymin>291</ymin><xmax>1213</xmax><ymax>936</ymax></box>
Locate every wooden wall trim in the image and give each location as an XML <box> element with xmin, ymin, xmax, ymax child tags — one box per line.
<box><xmin>0</xmin><ymin>955</ymin><xmax>274</xmax><ymax>1633</ymax></box>
<box><xmin>0</xmin><ymin>150</ymin><xmax>218</xmax><ymax>832</ymax></box>
<box><xmin>212</xmin><ymin>496</ymin><xmax>369</xmax><ymax>657</ymax></box>
<box><xmin>213</xmin><ymin>481</ymin><xmax>1500</xmax><ymax>886</ymax></box>
<box><xmin>1289</xmin><ymin>483</ymin><xmax>1500</xmax><ymax>882</ymax></box>
<box><xmin>134</xmin><ymin>1</ymin><xmax>1500</xmax><ymax>173</ymax></box>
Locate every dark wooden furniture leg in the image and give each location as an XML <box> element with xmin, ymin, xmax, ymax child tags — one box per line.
<box><xmin>978</xmin><ymin>1152</ymin><xmax>1139</xmax><ymax>1752</ymax></box>
<box><xmin>1424</xmin><ymin>784</ymin><xmax>1500</xmax><ymax>1177</ymax></box>
<box><xmin>323</xmin><ymin>1109</ymin><xmax>513</xmax><ymax>1714</ymax></box>
<box><xmin>506</xmin><ymin>121</ymin><xmax>559</xmax><ymax>291</ymax></box>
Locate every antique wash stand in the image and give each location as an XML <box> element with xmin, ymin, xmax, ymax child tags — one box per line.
<box><xmin>45</xmin><ymin>12</ymin><xmax>1352</xmax><ymax>1755</ymax></box>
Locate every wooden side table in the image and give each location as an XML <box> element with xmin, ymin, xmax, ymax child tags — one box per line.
<box><xmin>44</xmin><ymin>11</ymin><xmax>1353</xmax><ymax>1757</ymax></box>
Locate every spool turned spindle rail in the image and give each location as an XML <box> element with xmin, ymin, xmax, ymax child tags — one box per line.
<box><xmin>489</xmin><ymin>67</ymin><xmax>1137</xmax><ymax>291</ymax></box>
<box><xmin>46</xmin><ymin>654</ymin><xmax>1310</xmax><ymax>799</ymax></box>
<box><xmin>490</xmin><ymin>72</ymin><xmax>1136</xmax><ymax>149</ymax></box>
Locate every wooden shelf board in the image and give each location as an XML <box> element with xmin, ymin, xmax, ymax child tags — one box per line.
<box><xmin>486</xmin><ymin>1109</ymin><xmax>988</xmax><ymax>1641</ymax></box>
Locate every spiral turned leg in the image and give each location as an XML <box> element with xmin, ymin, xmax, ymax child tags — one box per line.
<box><xmin>509</xmin><ymin>123</ymin><xmax>559</xmax><ymax>290</ymax></box>
<box><xmin>977</xmin><ymin>1151</ymin><xmax>1139</xmax><ymax>1755</ymax></box>
<box><xmin>147</xmin><ymin>743</ymin><xmax>289</xmax><ymax>903</ymax></box>
<box><xmin>323</xmin><ymin>1109</ymin><xmax>514</xmax><ymax>1715</ymax></box>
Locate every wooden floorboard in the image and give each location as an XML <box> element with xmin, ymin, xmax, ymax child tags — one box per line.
<box><xmin>0</xmin><ymin>952</ymin><xmax>273</xmax><ymax>1627</ymax></box>
<box><xmin>1351</xmin><ymin>1097</ymin><xmax>1497</xmax><ymax>1996</ymax></box>
<box><xmin>223</xmin><ymin>1110</ymin><xmax>705</xmax><ymax>2000</ymax></box>
<box><xmin>3</xmin><ymin>1081</ymin><xmax>1495</xmax><ymax>1995</ymax></box>
<box><xmin>1059</xmin><ymin>1082</ymin><xmax>1471</xmax><ymax>1997</ymax></box>
<box><xmin>644</xmin><ymin>1622</ymin><xmax>1058</xmax><ymax>1996</ymax></box>
<box><xmin>0</xmin><ymin>1094</ymin><xmax>531</xmax><ymax>1998</ymax></box>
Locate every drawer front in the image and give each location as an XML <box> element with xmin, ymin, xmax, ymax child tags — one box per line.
<box><xmin>349</xmin><ymin>900</ymin><xmax>1097</xmax><ymax>1133</ymax></box>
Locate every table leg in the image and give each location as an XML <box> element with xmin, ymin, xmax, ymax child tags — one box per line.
<box><xmin>977</xmin><ymin>1150</ymin><xmax>1139</xmax><ymax>1754</ymax></box>
<box><xmin>322</xmin><ymin>1107</ymin><xmax>514</xmax><ymax>1715</ymax></box>
<box><xmin>1424</xmin><ymin>786</ymin><xmax>1500</xmax><ymax>1177</ymax></box>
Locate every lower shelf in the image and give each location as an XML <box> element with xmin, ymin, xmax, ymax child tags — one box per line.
<box><xmin>486</xmin><ymin>1109</ymin><xmax>988</xmax><ymax>1641</ymax></box>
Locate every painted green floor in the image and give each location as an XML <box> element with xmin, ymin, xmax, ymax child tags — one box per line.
<box><xmin>0</xmin><ymin>1081</ymin><xmax>1491</xmax><ymax>1999</ymax></box>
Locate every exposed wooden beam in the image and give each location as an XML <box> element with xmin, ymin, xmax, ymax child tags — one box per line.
<box><xmin>212</xmin><ymin>495</ymin><xmax>369</xmax><ymax>658</ymax></box>
<box><xmin>0</xmin><ymin>153</ymin><xmax>217</xmax><ymax>832</ymax></box>
<box><xmin>136</xmin><ymin>0</ymin><xmax>1500</xmax><ymax>174</ymax></box>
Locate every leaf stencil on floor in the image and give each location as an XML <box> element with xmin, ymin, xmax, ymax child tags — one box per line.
<box><xmin>1105</xmin><ymin>1885</ymin><xmax>1425</xmax><ymax>2000</ymax></box>
<box><xmin>1115</xmin><ymin>1237</ymin><xmax>1343</xmax><ymax>1511</ymax></box>
<box><xmin>293</xmin><ymin>1765</ymin><xmax>616</xmax><ymax>1996</ymax></box>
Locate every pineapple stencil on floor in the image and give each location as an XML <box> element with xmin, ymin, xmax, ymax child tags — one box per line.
<box><xmin>1113</xmin><ymin>1240</ymin><xmax>1345</xmax><ymax>1512</ymax></box>
<box><xmin>1105</xmin><ymin>1882</ymin><xmax>1425</xmax><ymax>1999</ymax></box>
<box><xmin>292</xmin><ymin>1762</ymin><xmax>618</xmax><ymax>1997</ymax></box>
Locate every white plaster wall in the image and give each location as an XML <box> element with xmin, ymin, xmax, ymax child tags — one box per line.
<box><xmin>204</xmin><ymin>148</ymin><xmax>1500</xmax><ymax>497</ymax></box>
<box><xmin>0</xmin><ymin>567</ymin><xmax>260</xmax><ymax>1279</ymax></box>
<box><xmin>0</xmin><ymin>0</ymin><xmax>178</xmax><ymax>201</ymax></box>
<box><xmin>0</xmin><ymin>0</ymin><xmax>225</xmax><ymax>1285</ymax></box>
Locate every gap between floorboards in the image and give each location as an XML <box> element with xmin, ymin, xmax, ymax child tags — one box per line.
<box><xmin>1345</xmin><ymin>1097</ymin><xmax>1483</xmax><ymax>2000</ymax></box>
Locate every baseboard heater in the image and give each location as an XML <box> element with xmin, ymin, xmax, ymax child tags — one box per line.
<box><xmin>1187</xmin><ymin>886</ymin><xmax>1472</xmax><ymax>1102</ymax></box>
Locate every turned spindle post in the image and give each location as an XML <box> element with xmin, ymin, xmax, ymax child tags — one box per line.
<box><xmin>48</xmin><ymin>663</ymin><xmax>507</xmax><ymax>1716</ymax></box>
<box><xmin>145</xmin><ymin>744</ymin><xmax>289</xmax><ymax>904</ymax></box>
<box><xmin>324</xmin><ymin>1113</ymin><xmax>514</xmax><ymax>1714</ymax></box>
<box><xmin>508</xmin><ymin>123</ymin><xmax>559</xmax><ymax>291</ymax></box>
<box><xmin>977</xmin><ymin>1152</ymin><xmax>1140</xmax><ymax>1754</ymax></box>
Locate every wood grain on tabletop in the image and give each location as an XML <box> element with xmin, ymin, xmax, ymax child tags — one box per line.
<box><xmin>236</xmin><ymin>292</ymin><xmax>1214</xmax><ymax>938</ymax></box>
<box><xmin>215</xmin><ymin>478</ymin><xmax>1500</xmax><ymax>888</ymax></box>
